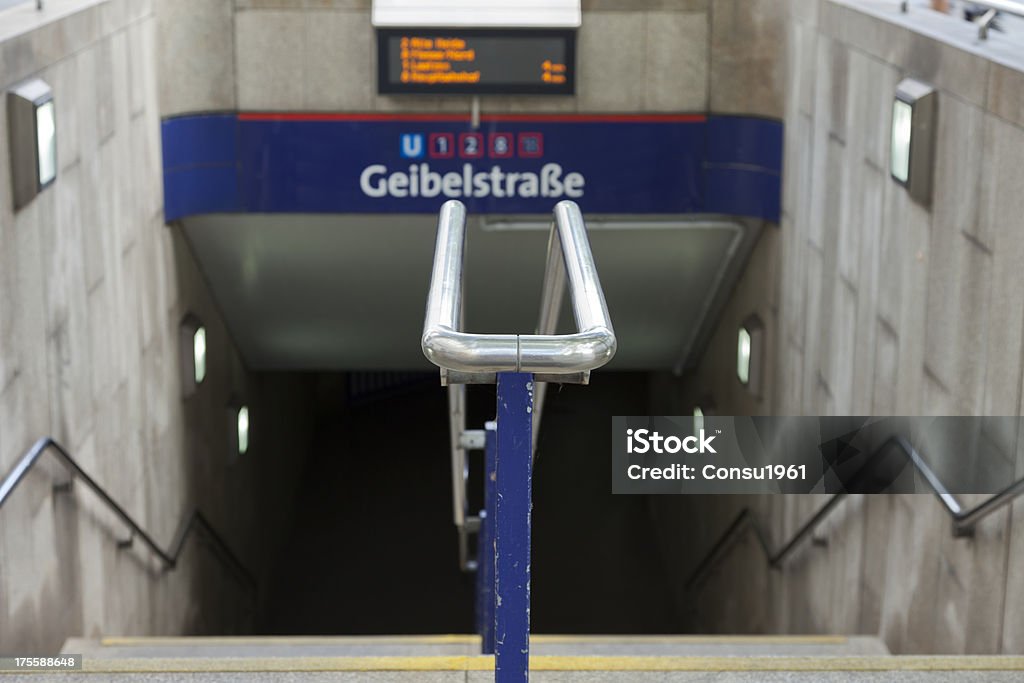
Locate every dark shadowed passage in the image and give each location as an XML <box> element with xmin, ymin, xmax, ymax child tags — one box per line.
<box><xmin>259</xmin><ymin>372</ymin><xmax>677</xmax><ymax>635</ymax></box>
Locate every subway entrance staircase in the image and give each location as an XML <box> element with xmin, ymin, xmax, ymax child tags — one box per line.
<box><xmin>7</xmin><ymin>203</ymin><xmax>1024</xmax><ymax>681</ymax></box>
<box><xmin>32</xmin><ymin>634</ymin><xmax>1023</xmax><ymax>681</ymax></box>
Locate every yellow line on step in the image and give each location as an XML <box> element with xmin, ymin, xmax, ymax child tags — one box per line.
<box><xmin>12</xmin><ymin>655</ymin><xmax>1023</xmax><ymax>674</ymax></box>
<box><xmin>100</xmin><ymin>634</ymin><xmax>846</xmax><ymax>648</ymax></box>
<box><xmin>100</xmin><ymin>634</ymin><xmax>480</xmax><ymax>647</ymax></box>
<box><xmin>531</xmin><ymin>656</ymin><xmax>1024</xmax><ymax>671</ymax></box>
<box><xmin>531</xmin><ymin>634</ymin><xmax>850</xmax><ymax>645</ymax></box>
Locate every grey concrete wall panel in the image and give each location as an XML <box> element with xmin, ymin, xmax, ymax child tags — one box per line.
<box><xmin>651</xmin><ymin>0</ymin><xmax>1024</xmax><ymax>656</ymax></box>
<box><xmin>0</xmin><ymin>0</ymin><xmax>316</xmax><ymax>654</ymax></box>
<box><xmin>155</xmin><ymin>0</ymin><xmax>235</xmax><ymax>115</ymax></box>
<box><xmin>226</xmin><ymin>2</ymin><xmax>712</xmax><ymax>115</ymax></box>
<box><xmin>709</xmin><ymin>0</ymin><xmax>785</xmax><ymax>117</ymax></box>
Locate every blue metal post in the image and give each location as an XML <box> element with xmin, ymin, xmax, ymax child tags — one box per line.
<box><xmin>479</xmin><ymin>420</ymin><xmax>497</xmax><ymax>654</ymax></box>
<box><xmin>494</xmin><ymin>372</ymin><xmax>533</xmax><ymax>682</ymax></box>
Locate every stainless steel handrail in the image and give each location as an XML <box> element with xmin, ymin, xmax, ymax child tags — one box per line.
<box><xmin>0</xmin><ymin>0</ymin><xmax>37</xmax><ymax>12</ymax></box>
<box><xmin>424</xmin><ymin>200</ymin><xmax>616</xmax><ymax>570</ymax></box>
<box><xmin>971</xmin><ymin>0</ymin><xmax>1024</xmax><ymax>38</ymax></box>
<box><xmin>903</xmin><ymin>0</ymin><xmax>1024</xmax><ymax>39</ymax></box>
<box><xmin>685</xmin><ymin>435</ymin><xmax>1024</xmax><ymax>590</ymax></box>
<box><xmin>531</xmin><ymin>218</ymin><xmax>571</xmax><ymax>454</ymax></box>
<box><xmin>448</xmin><ymin>382</ymin><xmax>469</xmax><ymax>529</ymax></box>
<box><xmin>447</xmin><ymin>380</ymin><xmax>479</xmax><ymax>571</ymax></box>
<box><xmin>0</xmin><ymin>437</ymin><xmax>257</xmax><ymax>595</ymax></box>
<box><xmin>422</xmin><ymin>200</ymin><xmax>616</xmax><ymax>376</ymax></box>
<box><xmin>972</xmin><ymin>0</ymin><xmax>1024</xmax><ymax>18</ymax></box>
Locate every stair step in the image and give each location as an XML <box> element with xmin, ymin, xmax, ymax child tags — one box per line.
<box><xmin>9</xmin><ymin>653</ymin><xmax>1024</xmax><ymax>681</ymax></box>
<box><xmin>61</xmin><ymin>635</ymin><xmax>481</xmax><ymax>658</ymax></box>
<box><xmin>532</xmin><ymin>635</ymin><xmax>890</xmax><ymax>656</ymax></box>
<box><xmin>61</xmin><ymin>634</ymin><xmax>889</xmax><ymax>659</ymax></box>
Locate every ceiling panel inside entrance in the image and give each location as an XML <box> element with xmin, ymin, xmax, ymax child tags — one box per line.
<box><xmin>180</xmin><ymin>213</ymin><xmax>759</xmax><ymax>372</ymax></box>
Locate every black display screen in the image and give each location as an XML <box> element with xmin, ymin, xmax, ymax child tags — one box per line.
<box><xmin>377</xmin><ymin>28</ymin><xmax>575</xmax><ymax>95</ymax></box>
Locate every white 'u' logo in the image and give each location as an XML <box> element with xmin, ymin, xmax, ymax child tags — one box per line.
<box><xmin>400</xmin><ymin>134</ymin><xmax>423</xmax><ymax>158</ymax></box>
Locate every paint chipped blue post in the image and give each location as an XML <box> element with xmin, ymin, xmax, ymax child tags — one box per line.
<box><xmin>494</xmin><ymin>372</ymin><xmax>532</xmax><ymax>682</ymax></box>
<box><xmin>479</xmin><ymin>420</ymin><xmax>497</xmax><ymax>655</ymax></box>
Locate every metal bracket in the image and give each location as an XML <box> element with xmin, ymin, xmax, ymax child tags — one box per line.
<box><xmin>977</xmin><ymin>8</ymin><xmax>998</xmax><ymax>39</ymax></box>
<box><xmin>457</xmin><ymin>516</ymin><xmax>482</xmax><ymax>572</ymax></box>
<box><xmin>952</xmin><ymin>520</ymin><xmax>976</xmax><ymax>538</ymax></box>
<box><xmin>459</xmin><ymin>430</ymin><xmax>487</xmax><ymax>450</ymax></box>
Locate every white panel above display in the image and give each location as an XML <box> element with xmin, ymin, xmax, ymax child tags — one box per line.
<box><xmin>371</xmin><ymin>0</ymin><xmax>581</xmax><ymax>28</ymax></box>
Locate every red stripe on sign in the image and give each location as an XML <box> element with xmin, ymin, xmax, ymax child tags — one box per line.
<box><xmin>237</xmin><ymin>113</ymin><xmax>472</xmax><ymax>122</ymax></box>
<box><xmin>236</xmin><ymin>112</ymin><xmax>707</xmax><ymax>124</ymax></box>
<box><xmin>482</xmin><ymin>114</ymin><xmax>706</xmax><ymax>123</ymax></box>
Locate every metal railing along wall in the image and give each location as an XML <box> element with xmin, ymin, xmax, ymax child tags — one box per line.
<box><xmin>422</xmin><ymin>199</ymin><xmax>615</xmax><ymax>682</ymax></box>
<box><xmin>972</xmin><ymin>0</ymin><xmax>1024</xmax><ymax>15</ymax></box>
<box><xmin>0</xmin><ymin>0</ymin><xmax>37</xmax><ymax>12</ymax></box>
<box><xmin>0</xmin><ymin>437</ymin><xmax>257</xmax><ymax>596</ymax></box>
<box><xmin>685</xmin><ymin>435</ymin><xmax>1024</xmax><ymax>590</ymax></box>
<box><xmin>899</xmin><ymin>0</ymin><xmax>1024</xmax><ymax>39</ymax></box>
<box><xmin>969</xmin><ymin>0</ymin><xmax>1024</xmax><ymax>38</ymax></box>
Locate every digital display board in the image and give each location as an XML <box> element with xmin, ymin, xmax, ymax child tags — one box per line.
<box><xmin>377</xmin><ymin>28</ymin><xmax>575</xmax><ymax>95</ymax></box>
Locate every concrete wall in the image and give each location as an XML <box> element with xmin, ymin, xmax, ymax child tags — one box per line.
<box><xmin>19</xmin><ymin>0</ymin><xmax>1022</xmax><ymax>657</ymax></box>
<box><xmin>653</xmin><ymin>0</ymin><xmax>1024</xmax><ymax>655</ymax></box>
<box><xmin>155</xmin><ymin>0</ymin><xmax>785</xmax><ymax>117</ymax></box>
<box><xmin>0</xmin><ymin>0</ymin><xmax>314</xmax><ymax>653</ymax></box>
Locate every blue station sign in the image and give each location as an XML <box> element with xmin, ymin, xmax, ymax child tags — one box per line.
<box><xmin>161</xmin><ymin>113</ymin><xmax>781</xmax><ymax>222</ymax></box>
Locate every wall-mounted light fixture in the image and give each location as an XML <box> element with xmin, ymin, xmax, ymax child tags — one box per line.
<box><xmin>7</xmin><ymin>78</ymin><xmax>56</xmax><ymax>210</ymax></box>
<box><xmin>194</xmin><ymin>327</ymin><xmax>207</xmax><ymax>384</ymax></box>
<box><xmin>226</xmin><ymin>401</ymin><xmax>250</xmax><ymax>462</ymax></box>
<box><xmin>237</xmin><ymin>406</ymin><xmax>250</xmax><ymax>456</ymax></box>
<box><xmin>737</xmin><ymin>314</ymin><xmax>764</xmax><ymax>398</ymax></box>
<box><xmin>693</xmin><ymin>398</ymin><xmax>715</xmax><ymax>434</ymax></box>
<box><xmin>179</xmin><ymin>314</ymin><xmax>207</xmax><ymax>396</ymax></box>
<box><xmin>891</xmin><ymin>78</ymin><xmax>936</xmax><ymax>206</ymax></box>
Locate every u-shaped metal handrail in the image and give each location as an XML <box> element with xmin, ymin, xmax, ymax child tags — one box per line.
<box><xmin>422</xmin><ymin>199</ymin><xmax>616</xmax><ymax>379</ymax></box>
<box><xmin>423</xmin><ymin>200</ymin><xmax>616</xmax><ymax>567</ymax></box>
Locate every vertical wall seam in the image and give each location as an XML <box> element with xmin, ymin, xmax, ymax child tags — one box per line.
<box><xmin>1014</xmin><ymin>238</ymin><xmax>1024</xmax><ymax>417</ymax></box>
<box><xmin>705</xmin><ymin>0</ymin><xmax>712</xmax><ymax>113</ymax></box>
<box><xmin>231</xmin><ymin>0</ymin><xmax>240</xmax><ymax>111</ymax></box>
<box><xmin>996</xmin><ymin>504</ymin><xmax>1012</xmax><ymax>654</ymax></box>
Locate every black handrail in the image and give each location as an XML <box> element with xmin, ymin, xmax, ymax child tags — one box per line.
<box><xmin>0</xmin><ymin>437</ymin><xmax>257</xmax><ymax>596</ymax></box>
<box><xmin>685</xmin><ymin>435</ymin><xmax>1024</xmax><ymax>590</ymax></box>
